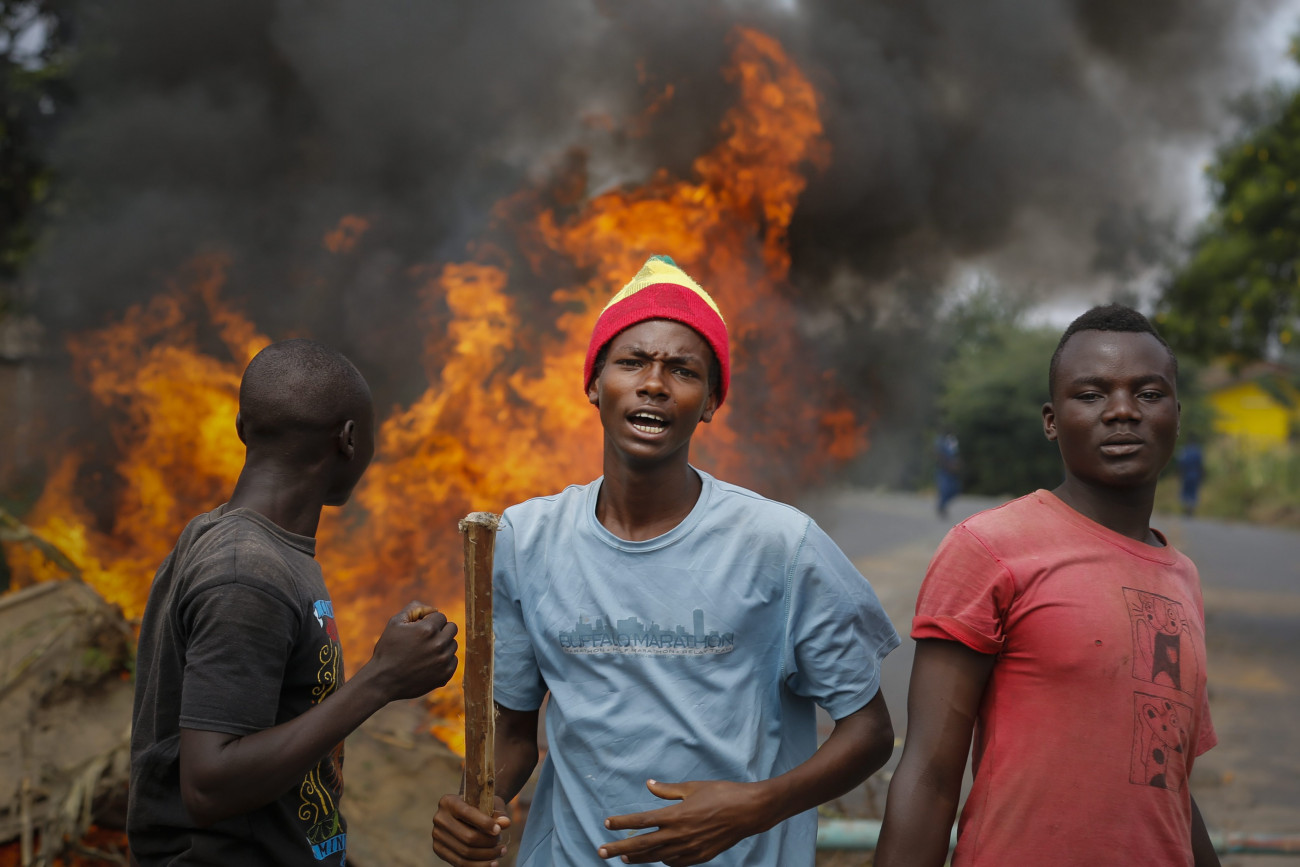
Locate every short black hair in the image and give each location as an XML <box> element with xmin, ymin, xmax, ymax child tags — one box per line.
<box><xmin>240</xmin><ymin>339</ymin><xmax>372</xmax><ymax>442</ymax></box>
<box><xmin>1048</xmin><ymin>304</ymin><xmax>1177</xmax><ymax>399</ymax></box>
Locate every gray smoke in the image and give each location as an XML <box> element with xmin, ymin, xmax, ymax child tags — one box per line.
<box><xmin>788</xmin><ymin>0</ymin><xmax>1284</xmax><ymax>288</ymax></box>
<box><xmin>25</xmin><ymin>0</ymin><xmax>1294</xmax><ymax>477</ymax></box>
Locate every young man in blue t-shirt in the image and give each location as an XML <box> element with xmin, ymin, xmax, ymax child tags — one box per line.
<box><xmin>432</xmin><ymin>257</ymin><xmax>899</xmax><ymax>866</ymax></box>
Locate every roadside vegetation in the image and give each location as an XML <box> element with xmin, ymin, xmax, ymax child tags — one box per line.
<box><xmin>1156</xmin><ymin>441</ymin><xmax>1300</xmax><ymax>529</ymax></box>
<box><xmin>929</xmin><ymin>287</ymin><xmax>1300</xmax><ymax>530</ymax></box>
<box><xmin>923</xmin><ymin>37</ymin><xmax>1300</xmax><ymax>530</ymax></box>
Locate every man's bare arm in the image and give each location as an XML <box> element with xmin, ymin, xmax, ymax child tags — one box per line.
<box><xmin>1191</xmin><ymin>795</ymin><xmax>1222</xmax><ymax>867</ymax></box>
<box><xmin>431</xmin><ymin>704</ymin><xmax>541</xmax><ymax>867</ymax></box>
<box><xmin>597</xmin><ymin>687</ymin><xmax>894</xmax><ymax>866</ymax></box>
<box><xmin>180</xmin><ymin>603</ymin><xmax>458</xmax><ymax>826</ymax></box>
<box><xmin>874</xmin><ymin>638</ymin><xmax>995</xmax><ymax>867</ymax></box>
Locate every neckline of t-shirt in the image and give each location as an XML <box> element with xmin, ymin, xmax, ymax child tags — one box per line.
<box><xmin>214</xmin><ymin>503</ymin><xmax>318</xmax><ymax>558</ymax></box>
<box><xmin>585</xmin><ymin>467</ymin><xmax>715</xmax><ymax>552</ymax></box>
<box><xmin>1032</xmin><ymin>490</ymin><xmax>1177</xmax><ymax>564</ymax></box>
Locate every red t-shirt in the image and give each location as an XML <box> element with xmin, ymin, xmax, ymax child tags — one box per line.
<box><xmin>913</xmin><ymin>490</ymin><xmax>1217</xmax><ymax>867</ymax></box>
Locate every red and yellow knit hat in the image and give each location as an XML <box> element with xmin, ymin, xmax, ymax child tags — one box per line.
<box><xmin>583</xmin><ymin>255</ymin><xmax>730</xmax><ymax>406</ymax></box>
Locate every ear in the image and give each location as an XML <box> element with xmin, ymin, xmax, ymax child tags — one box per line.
<box><xmin>587</xmin><ymin>379</ymin><xmax>600</xmax><ymax>408</ymax></box>
<box><xmin>1176</xmin><ymin>400</ymin><xmax>1182</xmax><ymax>437</ymax></box>
<box><xmin>235</xmin><ymin>412</ymin><xmax>247</xmax><ymax>445</ymax></box>
<box><xmin>338</xmin><ymin>419</ymin><xmax>357</xmax><ymax>459</ymax></box>
<box><xmin>700</xmin><ymin>390</ymin><xmax>719</xmax><ymax>424</ymax></box>
<box><xmin>1042</xmin><ymin>401</ymin><xmax>1057</xmax><ymax>442</ymax></box>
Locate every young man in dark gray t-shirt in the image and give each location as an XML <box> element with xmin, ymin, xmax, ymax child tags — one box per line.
<box><xmin>129</xmin><ymin>339</ymin><xmax>461</xmax><ymax>866</ymax></box>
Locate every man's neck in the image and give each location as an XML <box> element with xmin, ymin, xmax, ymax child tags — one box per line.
<box><xmin>1051</xmin><ymin>478</ymin><xmax>1161</xmax><ymax>546</ymax></box>
<box><xmin>595</xmin><ymin>454</ymin><xmax>702</xmax><ymax>543</ymax></box>
<box><xmin>228</xmin><ymin>464</ymin><xmax>326</xmax><ymax>538</ymax></box>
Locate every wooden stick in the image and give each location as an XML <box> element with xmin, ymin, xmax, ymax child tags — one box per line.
<box><xmin>459</xmin><ymin>511</ymin><xmax>501</xmax><ymax>816</ymax></box>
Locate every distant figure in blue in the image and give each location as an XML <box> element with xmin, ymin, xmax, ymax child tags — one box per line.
<box><xmin>935</xmin><ymin>431</ymin><xmax>961</xmax><ymax>519</ymax></box>
<box><xmin>1177</xmin><ymin>441</ymin><xmax>1205</xmax><ymax>516</ymax></box>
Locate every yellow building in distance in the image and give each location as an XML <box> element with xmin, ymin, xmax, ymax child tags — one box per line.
<box><xmin>1204</xmin><ymin>363</ymin><xmax>1299</xmax><ymax>447</ymax></box>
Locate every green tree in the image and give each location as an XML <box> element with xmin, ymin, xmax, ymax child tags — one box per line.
<box><xmin>1159</xmin><ymin>43</ymin><xmax>1300</xmax><ymax>360</ymax></box>
<box><xmin>934</xmin><ymin>286</ymin><xmax>1064</xmax><ymax>497</ymax></box>
<box><xmin>939</xmin><ymin>321</ymin><xmax>1063</xmax><ymax>498</ymax></box>
<box><xmin>1</xmin><ymin>0</ymin><xmax>73</xmax><ymax>307</ymax></box>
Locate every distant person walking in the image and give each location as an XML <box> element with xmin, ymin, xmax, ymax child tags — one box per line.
<box><xmin>935</xmin><ymin>431</ymin><xmax>961</xmax><ymax>519</ymax></box>
<box><xmin>1178</xmin><ymin>441</ymin><xmax>1206</xmax><ymax>516</ymax></box>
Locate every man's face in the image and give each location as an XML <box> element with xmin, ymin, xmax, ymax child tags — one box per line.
<box><xmin>587</xmin><ymin>319</ymin><xmax>718</xmax><ymax>468</ymax></box>
<box><xmin>1043</xmin><ymin>330</ymin><xmax>1180</xmax><ymax>491</ymax></box>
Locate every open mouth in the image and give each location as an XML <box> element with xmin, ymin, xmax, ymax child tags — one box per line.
<box><xmin>629</xmin><ymin>411</ymin><xmax>669</xmax><ymax>434</ymax></box>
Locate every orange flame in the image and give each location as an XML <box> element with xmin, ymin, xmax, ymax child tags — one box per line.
<box><xmin>5</xmin><ymin>27</ymin><xmax>867</xmax><ymax>751</ymax></box>
<box><xmin>12</xmin><ymin>255</ymin><xmax>266</xmax><ymax>611</ymax></box>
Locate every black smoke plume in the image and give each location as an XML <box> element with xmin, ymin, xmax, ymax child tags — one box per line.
<box><xmin>24</xmin><ymin>0</ymin><xmax>1291</xmax><ymax>482</ymax></box>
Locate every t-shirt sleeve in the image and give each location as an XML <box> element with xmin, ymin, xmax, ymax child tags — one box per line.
<box><xmin>1192</xmin><ymin>589</ymin><xmax>1218</xmax><ymax>757</ymax></box>
<box><xmin>783</xmin><ymin>520</ymin><xmax>901</xmax><ymax>720</ymax></box>
<box><xmin>912</xmin><ymin>524</ymin><xmax>1016</xmax><ymax>655</ymax></box>
<box><xmin>492</xmin><ymin>517</ymin><xmax>547</xmax><ymax>711</ymax></box>
<box><xmin>178</xmin><ymin>581</ymin><xmax>299</xmax><ymax>735</ymax></box>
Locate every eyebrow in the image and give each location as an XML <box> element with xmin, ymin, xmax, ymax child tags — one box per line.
<box><xmin>615</xmin><ymin>345</ymin><xmax>706</xmax><ymax>367</ymax></box>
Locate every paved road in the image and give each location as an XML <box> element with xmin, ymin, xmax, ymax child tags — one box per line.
<box><xmin>800</xmin><ymin>488</ymin><xmax>1300</xmax><ymax>862</ymax></box>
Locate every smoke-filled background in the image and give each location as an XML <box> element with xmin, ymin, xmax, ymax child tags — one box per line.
<box><xmin>9</xmin><ymin>0</ymin><xmax>1291</xmax><ymax>487</ymax></box>
<box><xmin>6</xmin><ymin>5</ymin><xmax>1300</xmax><ymax>861</ymax></box>
<box><xmin>34</xmin><ymin>0</ymin><xmax>1292</xmax><ymax>312</ymax></box>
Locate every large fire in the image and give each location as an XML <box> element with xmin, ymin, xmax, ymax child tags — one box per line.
<box><xmin>4</xmin><ymin>27</ymin><xmax>866</xmax><ymax>752</ymax></box>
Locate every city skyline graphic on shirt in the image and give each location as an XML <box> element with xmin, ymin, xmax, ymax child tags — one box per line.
<box><xmin>557</xmin><ymin>608</ymin><xmax>735</xmax><ymax>655</ymax></box>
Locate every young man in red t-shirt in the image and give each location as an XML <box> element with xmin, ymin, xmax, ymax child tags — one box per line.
<box><xmin>876</xmin><ymin>305</ymin><xmax>1221</xmax><ymax>867</ymax></box>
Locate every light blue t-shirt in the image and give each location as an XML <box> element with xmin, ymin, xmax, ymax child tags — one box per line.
<box><xmin>494</xmin><ymin>469</ymin><xmax>900</xmax><ymax>866</ymax></box>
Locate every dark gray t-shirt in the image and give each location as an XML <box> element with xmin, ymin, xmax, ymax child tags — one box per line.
<box><xmin>128</xmin><ymin>505</ymin><xmax>348</xmax><ymax>866</ymax></box>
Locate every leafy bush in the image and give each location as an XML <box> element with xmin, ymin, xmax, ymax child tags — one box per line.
<box><xmin>938</xmin><ymin>324</ymin><xmax>1064</xmax><ymax>497</ymax></box>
